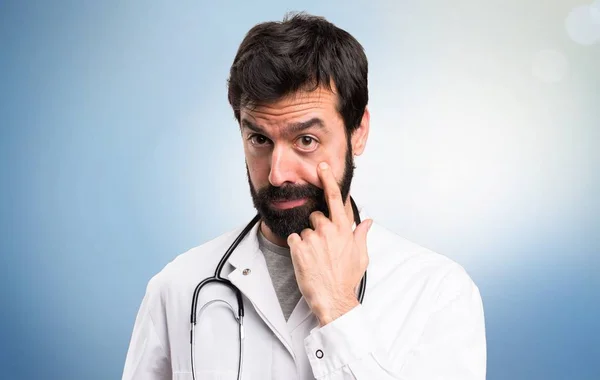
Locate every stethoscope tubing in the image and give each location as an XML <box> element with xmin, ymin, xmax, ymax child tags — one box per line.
<box><xmin>190</xmin><ymin>197</ymin><xmax>366</xmax><ymax>379</ymax></box>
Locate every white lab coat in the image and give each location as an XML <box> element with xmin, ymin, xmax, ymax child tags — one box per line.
<box><xmin>122</xmin><ymin>207</ymin><xmax>486</xmax><ymax>379</ymax></box>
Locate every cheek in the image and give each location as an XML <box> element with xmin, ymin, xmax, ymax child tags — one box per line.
<box><xmin>297</xmin><ymin>161</ymin><xmax>320</xmax><ymax>187</ymax></box>
<box><xmin>300</xmin><ymin>147</ymin><xmax>346</xmax><ymax>188</ymax></box>
<box><xmin>246</xmin><ymin>158</ymin><xmax>268</xmax><ymax>184</ymax></box>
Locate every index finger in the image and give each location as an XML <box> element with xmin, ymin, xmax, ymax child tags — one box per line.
<box><xmin>317</xmin><ymin>162</ymin><xmax>348</xmax><ymax>225</ymax></box>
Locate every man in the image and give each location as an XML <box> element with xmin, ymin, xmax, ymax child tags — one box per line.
<box><xmin>122</xmin><ymin>12</ymin><xmax>486</xmax><ymax>380</ymax></box>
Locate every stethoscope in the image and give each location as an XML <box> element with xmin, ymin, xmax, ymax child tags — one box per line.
<box><xmin>189</xmin><ymin>197</ymin><xmax>367</xmax><ymax>380</ymax></box>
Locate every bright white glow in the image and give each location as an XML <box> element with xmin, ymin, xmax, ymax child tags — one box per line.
<box><xmin>565</xmin><ymin>4</ymin><xmax>600</xmax><ymax>45</ymax></box>
<box><xmin>354</xmin><ymin>77</ymin><xmax>538</xmax><ymax>263</ymax></box>
<box><xmin>531</xmin><ymin>49</ymin><xmax>569</xmax><ymax>83</ymax></box>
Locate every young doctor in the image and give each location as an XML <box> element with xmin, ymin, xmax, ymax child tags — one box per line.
<box><xmin>122</xmin><ymin>12</ymin><xmax>487</xmax><ymax>380</ymax></box>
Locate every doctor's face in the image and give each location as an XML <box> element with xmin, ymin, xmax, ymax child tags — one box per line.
<box><xmin>241</xmin><ymin>86</ymin><xmax>361</xmax><ymax>240</ymax></box>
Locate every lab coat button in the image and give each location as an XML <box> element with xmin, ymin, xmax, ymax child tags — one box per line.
<box><xmin>316</xmin><ymin>349</ymin><xmax>324</xmax><ymax>359</ymax></box>
<box><xmin>243</xmin><ymin>268</ymin><xmax>251</xmax><ymax>275</ymax></box>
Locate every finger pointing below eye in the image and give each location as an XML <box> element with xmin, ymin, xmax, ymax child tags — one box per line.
<box><xmin>317</xmin><ymin>162</ymin><xmax>347</xmax><ymax>225</ymax></box>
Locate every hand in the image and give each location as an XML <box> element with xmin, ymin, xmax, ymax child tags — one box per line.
<box><xmin>287</xmin><ymin>161</ymin><xmax>373</xmax><ymax>326</ymax></box>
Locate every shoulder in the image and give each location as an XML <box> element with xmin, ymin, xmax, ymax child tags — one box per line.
<box><xmin>144</xmin><ymin>222</ymin><xmax>246</xmax><ymax>298</ymax></box>
<box><xmin>367</xmin><ymin>221</ymin><xmax>479</xmax><ymax>298</ymax></box>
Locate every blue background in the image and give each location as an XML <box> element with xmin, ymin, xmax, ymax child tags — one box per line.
<box><xmin>1</xmin><ymin>1</ymin><xmax>598</xmax><ymax>379</ymax></box>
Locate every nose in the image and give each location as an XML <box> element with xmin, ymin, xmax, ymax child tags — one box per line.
<box><xmin>268</xmin><ymin>145</ymin><xmax>299</xmax><ymax>187</ymax></box>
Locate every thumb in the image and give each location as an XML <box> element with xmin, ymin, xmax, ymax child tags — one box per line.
<box><xmin>354</xmin><ymin>218</ymin><xmax>373</xmax><ymax>243</ymax></box>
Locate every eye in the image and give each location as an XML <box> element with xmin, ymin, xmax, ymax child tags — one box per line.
<box><xmin>248</xmin><ymin>134</ymin><xmax>270</xmax><ymax>146</ymax></box>
<box><xmin>296</xmin><ymin>135</ymin><xmax>318</xmax><ymax>151</ymax></box>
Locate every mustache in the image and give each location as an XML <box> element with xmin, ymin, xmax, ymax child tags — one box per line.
<box><xmin>256</xmin><ymin>183</ymin><xmax>323</xmax><ymax>202</ymax></box>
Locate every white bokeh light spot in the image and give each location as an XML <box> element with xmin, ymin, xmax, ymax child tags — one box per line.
<box><xmin>532</xmin><ymin>49</ymin><xmax>569</xmax><ymax>83</ymax></box>
<box><xmin>565</xmin><ymin>4</ymin><xmax>600</xmax><ymax>45</ymax></box>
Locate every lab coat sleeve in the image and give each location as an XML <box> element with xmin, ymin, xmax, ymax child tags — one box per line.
<box><xmin>122</xmin><ymin>276</ymin><xmax>172</xmax><ymax>380</ymax></box>
<box><xmin>304</xmin><ymin>263</ymin><xmax>486</xmax><ymax>379</ymax></box>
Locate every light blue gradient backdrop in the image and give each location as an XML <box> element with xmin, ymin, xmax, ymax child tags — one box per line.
<box><xmin>1</xmin><ymin>1</ymin><xmax>598</xmax><ymax>379</ymax></box>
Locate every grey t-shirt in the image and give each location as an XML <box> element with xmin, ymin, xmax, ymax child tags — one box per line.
<box><xmin>257</xmin><ymin>229</ymin><xmax>303</xmax><ymax>321</ymax></box>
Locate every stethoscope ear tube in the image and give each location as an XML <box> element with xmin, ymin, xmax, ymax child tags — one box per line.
<box><xmin>349</xmin><ymin>197</ymin><xmax>367</xmax><ymax>304</ymax></box>
<box><xmin>190</xmin><ymin>278</ymin><xmax>244</xmax><ymax>324</ymax></box>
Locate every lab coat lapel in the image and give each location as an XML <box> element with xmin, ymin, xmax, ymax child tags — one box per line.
<box><xmin>226</xmin><ymin>219</ymin><xmax>295</xmax><ymax>359</ymax></box>
<box><xmin>286</xmin><ymin>296</ymin><xmax>316</xmax><ymax>333</ymax></box>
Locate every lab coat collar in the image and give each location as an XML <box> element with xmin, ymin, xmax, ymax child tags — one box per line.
<box><xmin>225</xmin><ymin>216</ymin><xmax>261</xmax><ymax>271</ymax></box>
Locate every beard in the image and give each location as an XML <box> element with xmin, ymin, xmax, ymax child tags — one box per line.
<box><xmin>247</xmin><ymin>139</ymin><xmax>355</xmax><ymax>240</ymax></box>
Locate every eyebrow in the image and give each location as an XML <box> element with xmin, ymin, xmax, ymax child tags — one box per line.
<box><xmin>241</xmin><ymin>117</ymin><xmax>326</xmax><ymax>136</ymax></box>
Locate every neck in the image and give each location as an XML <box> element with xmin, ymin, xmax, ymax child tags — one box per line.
<box><xmin>260</xmin><ymin>195</ymin><xmax>356</xmax><ymax>248</ymax></box>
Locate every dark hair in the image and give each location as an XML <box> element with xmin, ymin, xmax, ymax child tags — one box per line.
<box><xmin>227</xmin><ymin>12</ymin><xmax>368</xmax><ymax>135</ymax></box>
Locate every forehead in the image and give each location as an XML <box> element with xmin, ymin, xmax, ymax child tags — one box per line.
<box><xmin>240</xmin><ymin>86</ymin><xmax>341</xmax><ymax>128</ymax></box>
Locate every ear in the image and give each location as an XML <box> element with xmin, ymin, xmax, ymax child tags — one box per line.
<box><xmin>351</xmin><ymin>106</ymin><xmax>370</xmax><ymax>156</ymax></box>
